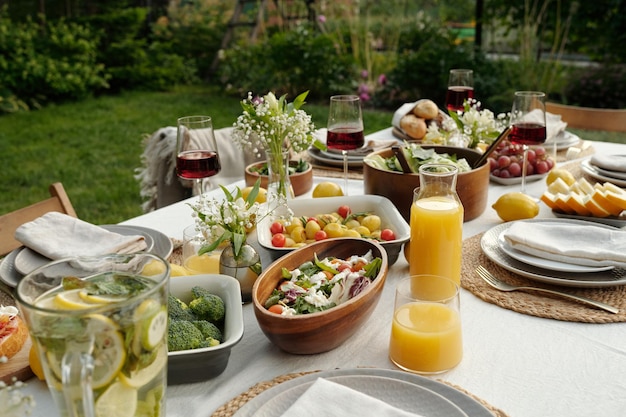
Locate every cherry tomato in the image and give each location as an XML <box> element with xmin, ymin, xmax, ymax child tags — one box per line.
<box><xmin>269</xmin><ymin>221</ymin><xmax>285</xmax><ymax>235</ymax></box>
<box><xmin>314</xmin><ymin>230</ymin><xmax>328</xmax><ymax>241</ymax></box>
<box><xmin>380</xmin><ymin>228</ymin><xmax>396</xmax><ymax>241</ymax></box>
<box><xmin>307</xmin><ymin>217</ymin><xmax>319</xmax><ymax>225</ymax></box>
<box><xmin>337</xmin><ymin>205</ymin><xmax>351</xmax><ymax>219</ymax></box>
<box><xmin>271</xmin><ymin>233</ymin><xmax>286</xmax><ymax>247</ymax></box>
<box><xmin>268</xmin><ymin>304</ymin><xmax>284</xmax><ymax>314</ymax></box>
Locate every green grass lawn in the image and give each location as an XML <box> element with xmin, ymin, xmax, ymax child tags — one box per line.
<box><xmin>0</xmin><ymin>86</ymin><xmax>393</xmax><ymax>225</ymax></box>
<box><xmin>1</xmin><ymin>85</ymin><xmax>624</xmax><ymax>226</ymax></box>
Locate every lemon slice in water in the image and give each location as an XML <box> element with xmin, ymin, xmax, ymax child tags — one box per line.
<box><xmin>87</xmin><ymin>314</ymin><xmax>127</xmax><ymax>389</ymax></box>
<box><xmin>95</xmin><ymin>382</ymin><xmax>138</xmax><ymax>417</ymax></box>
<box><xmin>54</xmin><ymin>289</ymin><xmax>94</xmax><ymax>310</ymax></box>
<box><xmin>119</xmin><ymin>344</ymin><xmax>167</xmax><ymax>389</ymax></box>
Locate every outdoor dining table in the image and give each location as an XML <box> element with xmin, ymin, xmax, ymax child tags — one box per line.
<box><xmin>21</xmin><ymin>128</ymin><xmax>626</xmax><ymax>417</ymax></box>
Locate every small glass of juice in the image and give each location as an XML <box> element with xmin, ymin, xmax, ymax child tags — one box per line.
<box><xmin>389</xmin><ymin>275</ymin><xmax>463</xmax><ymax>374</ymax></box>
<box><xmin>183</xmin><ymin>224</ymin><xmax>221</xmax><ymax>274</ymax></box>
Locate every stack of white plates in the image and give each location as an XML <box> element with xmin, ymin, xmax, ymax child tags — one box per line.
<box><xmin>480</xmin><ymin>219</ymin><xmax>626</xmax><ymax>288</ymax></box>
<box><xmin>0</xmin><ymin>225</ymin><xmax>172</xmax><ymax>288</ymax></box>
<box><xmin>581</xmin><ymin>156</ymin><xmax>626</xmax><ymax>187</ymax></box>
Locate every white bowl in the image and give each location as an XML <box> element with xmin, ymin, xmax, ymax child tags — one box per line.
<box><xmin>167</xmin><ymin>274</ymin><xmax>244</xmax><ymax>384</ymax></box>
<box><xmin>257</xmin><ymin>195</ymin><xmax>410</xmax><ymax>265</ymax></box>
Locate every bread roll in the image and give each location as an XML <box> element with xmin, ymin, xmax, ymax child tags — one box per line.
<box><xmin>0</xmin><ymin>308</ymin><xmax>29</xmax><ymax>360</ymax></box>
<box><xmin>413</xmin><ymin>99</ymin><xmax>439</xmax><ymax>120</ymax></box>
<box><xmin>400</xmin><ymin>114</ymin><xmax>427</xmax><ymax>140</ymax></box>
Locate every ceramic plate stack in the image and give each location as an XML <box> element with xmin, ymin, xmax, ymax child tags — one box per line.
<box><xmin>545</xmin><ymin>130</ymin><xmax>581</xmax><ymax>151</ymax></box>
<box><xmin>581</xmin><ymin>155</ymin><xmax>626</xmax><ymax>187</ymax></box>
<box><xmin>0</xmin><ymin>225</ymin><xmax>173</xmax><ymax>288</ymax></box>
<box><xmin>480</xmin><ymin>219</ymin><xmax>626</xmax><ymax>288</ymax></box>
<box><xmin>307</xmin><ymin>147</ymin><xmax>369</xmax><ymax>168</ymax></box>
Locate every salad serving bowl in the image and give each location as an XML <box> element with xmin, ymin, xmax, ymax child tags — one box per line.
<box><xmin>363</xmin><ymin>145</ymin><xmax>490</xmax><ymax>222</ymax></box>
<box><xmin>252</xmin><ymin>238</ymin><xmax>389</xmax><ymax>355</ymax></box>
<box><xmin>168</xmin><ymin>274</ymin><xmax>244</xmax><ymax>384</ymax></box>
<box><xmin>256</xmin><ymin>195</ymin><xmax>410</xmax><ymax>265</ymax></box>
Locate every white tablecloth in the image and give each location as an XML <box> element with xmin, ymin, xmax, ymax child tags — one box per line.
<box><xmin>22</xmin><ymin>129</ymin><xmax>626</xmax><ymax>417</ymax></box>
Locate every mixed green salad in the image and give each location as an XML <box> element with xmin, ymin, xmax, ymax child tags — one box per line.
<box><xmin>264</xmin><ymin>251</ymin><xmax>383</xmax><ymax>316</ymax></box>
<box><xmin>365</xmin><ymin>143</ymin><xmax>471</xmax><ymax>173</ymax></box>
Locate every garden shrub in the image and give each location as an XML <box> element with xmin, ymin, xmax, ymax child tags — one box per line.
<box><xmin>217</xmin><ymin>24</ymin><xmax>356</xmax><ymax>100</ymax></box>
<box><xmin>0</xmin><ymin>8</ymin><xmax>108</xmax><ymax>111</ymax></box>
<box><xmin>561</xmin><ymin>64</ymin><xmax>626</xmax><ymax>109</ymax></box>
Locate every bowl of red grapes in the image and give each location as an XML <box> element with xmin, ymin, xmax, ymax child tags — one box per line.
<box><xmin>487</xmin><ymin>140</ymin><xmax>555</xmax><ymax>183</ymax></box>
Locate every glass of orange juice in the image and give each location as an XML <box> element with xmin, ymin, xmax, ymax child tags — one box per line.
<box><xmin>183</xmin><ymin>224</ymin><xmax>221</xmax><ymax>274</ymax></box>
<box><xmin>389</xmin><ymin>275</ymin><xmax>462</xmax><ymax>374</ymax></box>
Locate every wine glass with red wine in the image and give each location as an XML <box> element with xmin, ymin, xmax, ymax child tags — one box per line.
<box><xmin>327</xmin><ymin>95</ymin><xmax>365</xmax><ymax>195</ymax></box>
<box><xmin>446</xmin><ymin>69</ymin><xmax>474</xmax><ymax>112</ymax></box>
<box><xmin>509</xmin><ymin>91</ymin><xmax>547</xmax><ymax>194</ymax></box>
<box><xmin>176</xmin><ymin>115</ymin><xmax>221</xmax><ymax>195</ymax></box>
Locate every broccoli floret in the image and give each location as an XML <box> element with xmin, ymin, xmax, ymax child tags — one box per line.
<box><xmin>191</xmin><ymin>320</ymin><xmax>223</xmax><ymax>343</ymax></box>
<box><xmin>167</xmin><ymin>294</ymin><xmax>196</xmax><ymax>321</ymax></box>
<box><xmin>167</xmin><ymin>320</ymin><xmax>204</xmax><ymax>352</ymax></box>
<box><xmin>189</xmin><ymin>293</ymin><xmax>225</xmax><ymax>323</ymax></box>
<box><xmin>199</xmin><ymin>338</ymin><xmax>221</xmax><ymax>348</ymax></box>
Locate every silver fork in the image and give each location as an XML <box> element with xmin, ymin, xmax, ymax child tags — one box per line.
<box><xmin>475</xmin><ymin>265</ymin><xmax>619</xmax><ymax>314</ymax></box>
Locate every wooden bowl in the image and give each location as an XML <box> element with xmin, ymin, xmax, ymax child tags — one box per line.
<box><xmin>244</xmin><ymin>161</ymin><xmax>313</xmax><ymax>196</ymax></box>
<box><xmin>363</xmin><ymin>146</ymin><xmax>490</xmax><ymax>222</ymax></box>
<box><xmin>252</xmin><ymin>238</ymin><xmax>389</xmax><ymax>354</ymax></box>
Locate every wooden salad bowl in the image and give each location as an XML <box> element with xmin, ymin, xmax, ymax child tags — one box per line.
<box><xmin>363</xmin><ymin>145</ymin><xmax>490</xmax><ymax>222</ymax></box>
<box><xmin>252</xmin><ymin>238</ymin><xmax>389</xmax><ymax>355</ymax></box>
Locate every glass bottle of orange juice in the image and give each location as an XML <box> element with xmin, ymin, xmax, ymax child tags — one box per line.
<box><xmin>409</xmin><ymin>164</ymin><xmax>463</xmax><ymax>285</ymax></box>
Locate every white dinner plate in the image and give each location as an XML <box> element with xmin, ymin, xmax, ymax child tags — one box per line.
<box><xmin>497</xmin><ymin>230</ymin><xmax>613</xmax><ymax>273</ymax></box>
<box><xmin>0</xmin><ymin>249</ymin><xmax>21</xmax><ymax>288</ymax></box>
<box><xmin>589</xmin><ymin>164</ymin><xmax>626</xmax><ymax>181</ymax></box>
<box><xmin>581</xmin><ymin>158</ymin><xmax>626</xmax><ymax>187</ymax></box>
<box><xmin>0</xmin><ymin>225</ymin><xmax>172</xmax><ymax>287</ymax></box>
<box><xmin>552</xmin><ymin>211</ymin><xmax>626</xmax><ymax>228</ymax></box>
<box><xmin>307</xmin><ymin>147</ymin><xmax>364</xmax><ymax>168</ymax></box>
<box><xmin>481</xmin><ymin>219</ymin><xmax>626</xmax><ymax>288</ymax></box>
<box><xmin>546</xmin><ymin>130</ymin><xmax>580</xmax><ymax>150</ymax></box>
<box><xmin>13</xmin><ymin>225</ymin><xmax>156</xmax><ymax>276</ymax></box>
<box><xmin>231</xmin><ymin>368</ymin><xmax>493</xmax><ymax>417</ymax></box>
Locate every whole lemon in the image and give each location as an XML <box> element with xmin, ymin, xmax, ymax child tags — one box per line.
<box><xmin>241</xmin><ymin>186</ymin><xmax>267</xmax><ymax>203</ymax></box>
<box><xmin>546</xmin><ymin>169</ymin><xmax>576</xmax><ymax>186</ymax></box>
<box><xmin>312</xmin><ymin>181</ymin><xmax>344</xmax><ymax>198</ymax></box>
<box><xmin>492</xmin><ymin>192</ymin><xmax>540</xmax><ymax>222</ymax></box>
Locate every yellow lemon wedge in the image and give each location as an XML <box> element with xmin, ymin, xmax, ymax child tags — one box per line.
<box><xmin>141</xmin><ymin>259</ymin><xmax>167</xmax><ymax>276</ymax></box>
<box><xmin>87</xmin><ymin>314</ymin><xmax>127</xmax><ymax>389</ymax></box>
<box><xmin>54</xmin><ymin>289</ymin><xmax>95</xmax><ymax>310</ymax></box>
<box><xmin>492</xmin><ymin>192</ymin><xmax>539</xmax><ymax>222</ymax></box>
<box><xmin>29</xmin><ymin>344</ymin><xmax>45</xmax><ymax>381</ymax></box>
<box><xmin>95</xmin><ymin>382</ymin><xmax>138</xmax><ymax>417</ymax></box>
<box><xmin>169</xmin><ymin>263</ymin><xmax>189</xmax><ymax>277</ymax></box>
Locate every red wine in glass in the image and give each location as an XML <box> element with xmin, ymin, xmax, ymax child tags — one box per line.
<box><xmin>509</xmin><ymin>122</ymin><xmax>547</xmax><ymax>145</ymax></box>
<box><xmin>327</xmin><ymin>127</ymin><xmax>365</xmax><ymax>150</ymax></box>
<box><xmin>446</xmin><ymin>86</ymin><xmax>474</xmax><ymax>112</ymax></box>
<box><xmin>176</xmin><ymin>150</ymin><xmax>221</xmax><ymax>179</ymax></box>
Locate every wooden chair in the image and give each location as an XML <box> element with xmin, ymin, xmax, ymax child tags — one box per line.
<box><xmin>0</xmin><ymin>182</ymin><xmax>77</xmax><ymax>257</ymax></box>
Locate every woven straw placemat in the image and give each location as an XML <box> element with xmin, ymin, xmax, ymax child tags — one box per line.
<box><xmin>211</xmin><ymin>370</ymin><xmax>508</xmax><ymax>417</ymax></box>
<box><xmin>461</xmin><ymin>233</ymin><xmax>626</xmax><ymax>323</ymax></box>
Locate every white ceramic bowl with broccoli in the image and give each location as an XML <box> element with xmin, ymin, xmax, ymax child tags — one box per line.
<box><xmin>167</xmin><ymin>274</ymin><xmax>244</xmax><ymax>384</ymax></box>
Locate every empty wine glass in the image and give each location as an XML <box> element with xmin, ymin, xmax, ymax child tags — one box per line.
<box><xmin>446</xmin><ymin>69</ymin><xmax>474</xmax><ymax>112</ymax></box>
<box><xmin>509</xmin><ymin>91</ymin><xmax>547</xmax><ymax>194</ymax></box>
<box><xmin>176</xmin><ymin>115</ymin><xmax>221</xmax><ymax>195</ymax></box>
<box><xmin>327</xmin><ymin>95</ymin><xmax>365</xmax><ymax>195</ymax></box>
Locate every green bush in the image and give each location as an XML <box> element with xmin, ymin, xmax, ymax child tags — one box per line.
<box><xmin>78</xmin><ymin>8</ymin><xmax>193</xmax><ymax>92</ymax></box>
<box><xmin>561</xmin><ymin>64</ymin><xmax>626</xmax><ymax>109</ymax></box>
<box><xmin>0</xmin><ymin>9</ymin><xmax>108</xmax><ymax>111</ymax></box>
<box><xmin>217</xmin><ymin>25</ymin><xmax>356</xmax><ymax>100</ymax></box>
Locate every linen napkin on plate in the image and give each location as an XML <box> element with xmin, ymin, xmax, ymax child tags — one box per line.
<box><xmin>14</xmin><ymin>212</ymin><xmax>147</xmax><ymax>260</ymax></box>
<box><xmin>502</xmin><ymin>222</ymin><xmax>626</xmax><ymax>268</ymax></box>
<box><xmin>590</xmin><ymin>154</ymin><xmax>626</xmax><ymax>173</ymax></box>
<box><xmin>280</xmin><ymin>378</ymin><xmax>425</xmax><ymax>417</ymax></box>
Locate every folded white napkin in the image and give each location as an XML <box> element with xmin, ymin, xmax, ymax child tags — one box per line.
<box><xmin>590</xmin><ymin>154</ymin><xmax>626</xmax><ymax>173</ymax></box>
<box><xmin>14</xmin><ymin>212</ymin><xmax>147</xmax><ymax>260</ymax></box>
<box><xmin>280</xmin><ymin>378</ymin><xmax>425</xmax><ymax>417</ymax></box>
<box><xmin>503</xmin><ymin>222</ymin><xmax>626</xmax><ymax>268</ymax></box>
